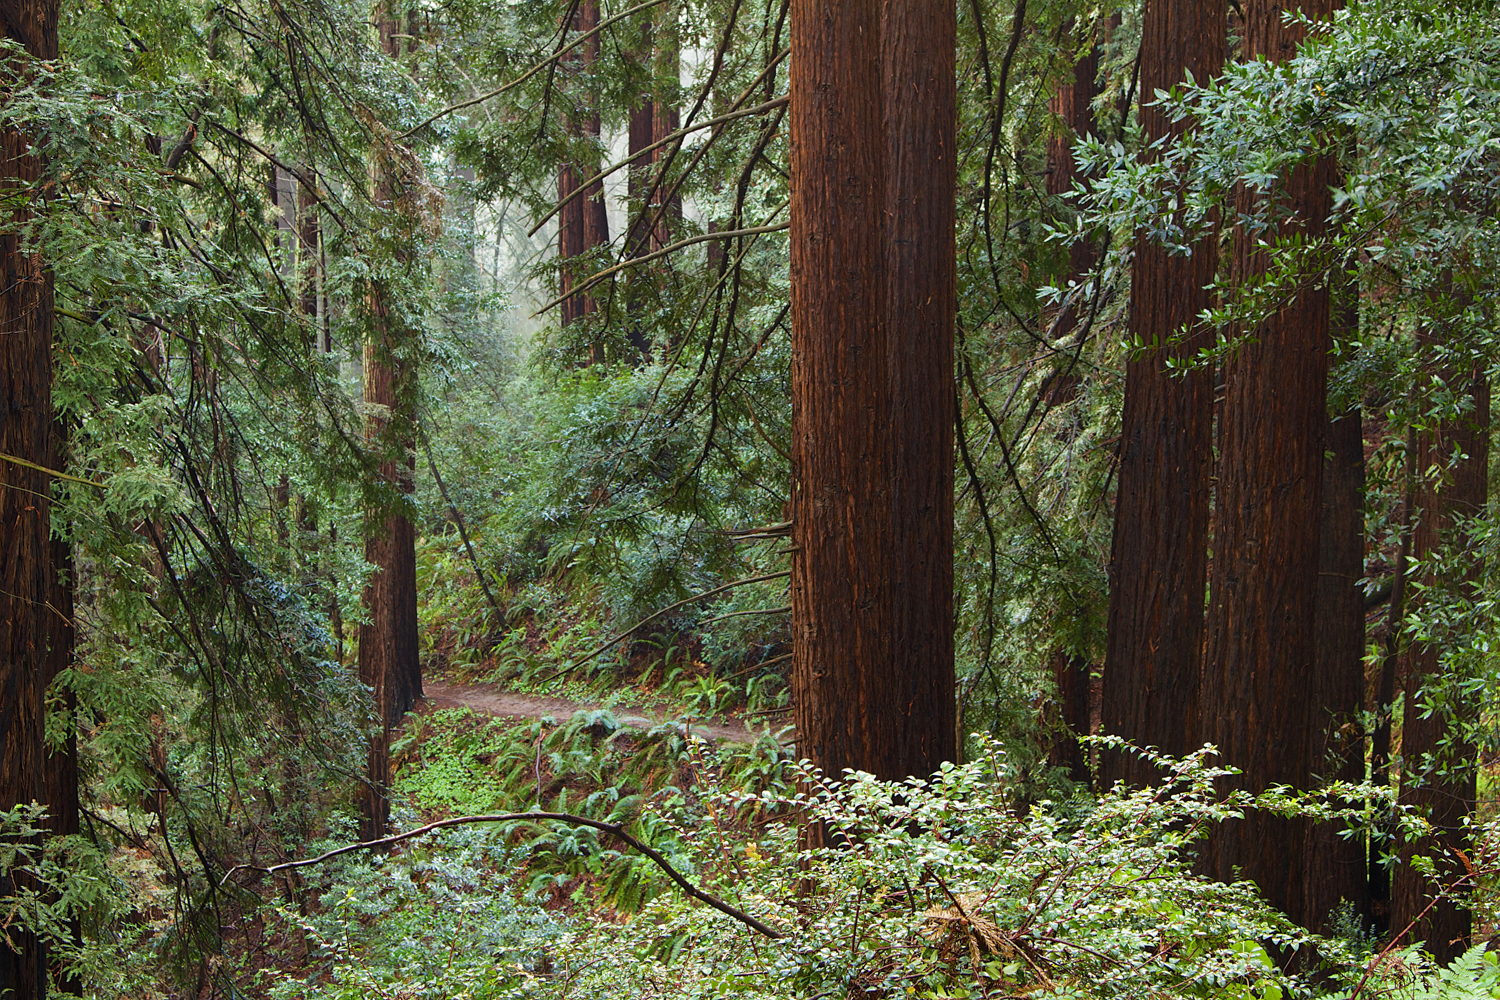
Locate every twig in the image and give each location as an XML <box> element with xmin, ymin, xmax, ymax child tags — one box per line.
<box><xmin>0</xmin><ymin>451</ymin><xmax>106</xmax><ymax>490</ymax></box>
<box><xmin>703</xmin><ymin>605</ymin><xmax>790</xmax><ymax>625</ymax></box>
<box><xmin>1348</xmin><ymin>864</ymin><xmax>1483</xmax><ymax>1000</ymax></box>
<box><xmin>730</xmin><ymin>652</ymin><xmax>791</xmax><ymax>677</ymax></box>
<box><xmin>528</xmin><ymin>96</ymin><xmax>789</xmax><ymax>237</ymax></box>
<box><xmin>531</xmin><ymin>222</ymin><xmax>789</xmax><ymax>317</ymax></box>
<box><xmin>219</xmin><ymin>811</ymin><xmax>784</xmax><ymax>938</ymax></box>
<box><xmin>565</xmin><ymin>571</ymin><xmax>791</xmax><ymax>671</ymax></box>
<box><xmin>396</xmin><ymin>0</ymin><xmax>672</xmax><ymax>139</ymax></box>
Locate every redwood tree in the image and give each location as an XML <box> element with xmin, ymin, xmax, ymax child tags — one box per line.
<box><xmin>1391</xmin><ymin>357</ymin><xmax>1488</xmax><ymax>962</ymax></box>
<box><xmin>358</xmin><ymin>5</ymin><xmax>423</xmax><ymax>841</ymax></box>
<box><xmin>789</xmin><ymin>0</ymin><xmax>955</xmax><ymax>782</ymax></box>
<box><xmin>0</xmin><ymin>0</ymin><xmax>58</xmax><ymax>992</ymax></box>
<box><xmin>1098</xmin><ymin>0</ymin><xmax>1223</xmax><ymax>789</ymax></box>
<box><xmin>1198</xmin><ymin>0</ymin><xmax>1339</xmax><ymax>926</ymax></box>
<box><xmin>1043</xmin><ymin>21</ymin><xmax>1103</xmax><ymax>783</ymax></box>
<box><xmin>557</xmin><ymin>0</ymin><xmax>609</xmax><ymax>361</ymax></box>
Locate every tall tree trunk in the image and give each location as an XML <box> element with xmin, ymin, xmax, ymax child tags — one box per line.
<box><xmin>624</xmin><ymin>20</ymin><xmax>655</xmax><ymax>359</ymax></box>
<box><xmin>358</xmin><ymin>5</ymin><xmax>423</xmax><ymax>842</ymax></box>
<box><xmin>1198</xmin><ymin>0</ymin><xmax>1338</xmax><ymax>927</ymax></box>
<box><xmin>1369</xmin><ymin>428</ymin><xmax>1415</xmax><ymax>924</ymax></box>
<box><xmin>557</xmin><ymin>0</ymin><xmax>608</xmax><ymax>361</ymax></box>
<box><xmin>1303</xmin><ymin>399</ymin><xmax>1370</xmax><ymax>933</ymax></box>
<box><xmin>0</xmin><ymin>0</ymin><xmax>57</xmax><ymax>994</ymax></box>
<box><xmin>884</xmin><ymin>0</ymin><xmax>957</xmax><ymax>775</ymax></box>
<box><xmin>1044</xmin><ymin>20</ymin><xmax>1100</xmax><ymax>340</ymax></box>
<box><xmin>1042</xmin><ymin>22</ymin><xmax>1101</xmax><ymax>781</ymax></box>
<box><xmin>790</xmin><ymin>0</ymin><xmax>955</xmax><ymax>785</ymax></box>
<box><xmin>44</xmin><ymin>422</ymin><xmax>78</xmax><ymax>997</ymax></box>
<box><xmin>1098</xmin><ymin>0</ymin><xmax>1222</xmax><ymax>789</ymax></box>
<box><xmin>297</xmin><ymin>167</ymin><xmax>323</xmax><ymax>350</ymax></box>
<box><xmin>648</xmin><ymin>6</ymin><xmax>681</xmax><ymax>252</ymax></box>
<box><xmin>1391</xmin><ymin>359</ymin><xmax>1488</xmax><ymax>962</ymax></box>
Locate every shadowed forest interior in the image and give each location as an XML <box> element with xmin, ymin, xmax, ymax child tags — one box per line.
<box><xmin>1</xmin><ymin>0</ymin><xmax>1499</xmax><ymax>995</ymax></box>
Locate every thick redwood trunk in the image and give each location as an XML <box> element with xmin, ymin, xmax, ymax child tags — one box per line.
<box><xmin>0</xmin><ymin>0</ymin><xmax>57</xmax><ymax>994</ymax></box>
<box><xmin>358</xmin><ymin>8</ymin><xmax>423</xmax><ymax>842</ymax></box>
<box><xmin>1391</xmin><ymin>367</ymin><xmax>1488</xmax><ymax>962</ymax></box>
<box><xmin>1304</xmin><ymin>402</ymin><xmax>1370</xmax><ymax>932</ymax></box>
<box><xmin>1198</xmin><ymin>0</ymin><xmax>1338</xmax><ymax>926</ymax></box>
<box><xmin>557</xmin><ymin>0</ymin><xmax>608</xmax><ymax>360</ymax></box>
<box><xmin>790</xmin><ymin>0</ymin><xmax>955</xmax><ymax>784</ymax></box>
<box><xmin>1098</xmin><ymin>0</ymin><xmax>1222</xmax><ymax>790</ymax></box>
<box><xmin>883</xmin><ymin>0</ymin><xmax>957</xmax><ymax>774</ymax></box>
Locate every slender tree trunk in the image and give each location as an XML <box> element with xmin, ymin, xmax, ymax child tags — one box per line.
<box><xmin>1198</xmin><ymin>0</ymin><xmax>1338</xmax><ymax>927</ymax></box>
<box><xmin>1098</xmin><ymin>0</ymin><xmax>1222</xmax><ymax>789</ymax></box>
<box><xmin>0</xmin><ymin>0</ymin><xmax>57</xmax><ymax>994</ymax></box>
<box><xmin>625</xmin><ymin>21</ymin><xmax>655</xmax><ymax>359</ymax></box>
<box><xmin>649</xmin><ymin>6</ymin><xmax>682</xmax><ymax>252</ymax></box>
<box><xmin>1042</xmin><ymin>23</ymin><xmax>1101</xmax><ymax>780</ymax></box>
<box><xmin>1046</xmin><ymin>652</ymin><xmax>1092</xmax><ymax>783</ymax></box>
<box><xmin>1391</xmin><ymin>359</ymin><xmax>1487</xmax><ymax>962</ymax></box>
<box><xmin>358</xmin><ymin>6</ymin><xmax>423</xmax><ymax>842</ymax></box>
<box><xmin>297</xmin><ymin>166</ymin><xmax>323</xmax><ymax>350</ymax></box>
<box><xmin>1369</xmin><ymin>428</ymin><xmax>1415</xmax><ymax>924</ymax></box>
<box><xmin>1303</xmin><ymin>400</ymin><xmax>1370</xmax><ymax>933</ymax></box>
<box><xmin>1044</xmin><ymin>20</ymin><xmax>1100</xmax><ymax>340</ymax></box>
<box><xmin>790</xmin><ymin>0</ymin><xmax>955</xmax><ymax>785</ymax></box>
<box><xmin>557</xmin><ymin>0</ymin><xmax>608</xmax><ymax>361</ymax></box>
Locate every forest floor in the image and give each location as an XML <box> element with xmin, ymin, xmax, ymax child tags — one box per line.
<box><xmin>420</xmin><ymin>678</ymin><xmax>791</xmax><ymax>744</ymax></box>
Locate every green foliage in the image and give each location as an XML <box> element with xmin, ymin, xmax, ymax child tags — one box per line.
<box><xmin>252</xmin><ymin>741</ymin><xmax>1492</xmax><ymax>999</ymax></box>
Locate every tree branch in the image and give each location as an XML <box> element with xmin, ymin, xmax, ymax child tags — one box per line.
<box><xmin>219</xmin><ymin>810</ymin><xmax>785</xmax><ymax>938</ymax></box>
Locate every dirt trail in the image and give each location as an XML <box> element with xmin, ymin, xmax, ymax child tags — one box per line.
<box><xmin>421</xmin><ymin>680</ymin><xmax>793</xmax><ymax>745</ymax></box>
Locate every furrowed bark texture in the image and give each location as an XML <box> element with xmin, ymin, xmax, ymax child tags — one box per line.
<box><xmin>883</xmin><ymin>0</ymin><xmax>957</xmax><ymax>773</ymax></box>
<box><xmin>0</xmin><ymin>0</ymin><xmax>56</xmax><ymax>994</ymax></box>
<box><xmin>1098</xmin><ymin>0</ymin><xmax>1222</xmax><ymax>790</ymax></box>
<box><xmin>359</xmin><ymin>8</ymin><xmax>422</xmax><ymax>842</ymax></box>
<box><xmin>1198</xmin><ymin>0</ymin><xmax>1338</xmax><ymax>926</ymax></box>
<box><xmin>790</xmin><ymin>0</ymin><xmax>955</xmax><ymax>784</ymax></box>
<box><xmin>1304</xmin><ymin>402</ymin><xmax>1370</xmax><ymax>932</ymax></box>
<box><xmin>1391</xmin><ymin>367</ymin><xmax>1488</xmax><ymax>963</ymax></box>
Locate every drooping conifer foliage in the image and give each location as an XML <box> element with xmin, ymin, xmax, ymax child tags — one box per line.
<box><xmin>0</xmin><ymin>0</ymin><xmax>1498</xmax><ymax>992</ymax></box>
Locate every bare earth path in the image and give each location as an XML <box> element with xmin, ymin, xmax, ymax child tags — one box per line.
<box><xmin>421</xmin><ymin>679</ymin><xmax>791</xmax><ymax>744</ymax></box>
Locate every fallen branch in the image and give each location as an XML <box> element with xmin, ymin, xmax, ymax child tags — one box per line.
<box><xmin>220</xmin><ymin>810</ymin><xmax>785</xmax><ymax>939</ymax></box>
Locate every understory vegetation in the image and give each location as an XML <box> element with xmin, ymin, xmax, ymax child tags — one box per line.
<box><xmin>1</xmin><ymin>0</ymin><xmax>1499</xmax><ymax>993</ymax></box>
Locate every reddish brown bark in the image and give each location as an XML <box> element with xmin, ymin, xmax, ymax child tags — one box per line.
<box><xmin>648</xmin><ymin>7</ymin><xmax>682</xmax><ymax>252</ymax></box>
<box><xmin>1391</xmin><ymin>366</ymin><xmax>1488</xmax><ymax>962</ymax></box>
<box><xmin>0</xmin><ymin>0</ymin><xmax>56</xmax><ymax>993</ymax></box>
<box><xmin>1303</xmin><ymin>402</ymin><xmax>1370</xmax><ymax>933</ymax></box>
<box><xmin>883</xmin><ymin>0</ymin><xmax>957</xmax><ymax>775</ymax></box>
<box><xmin>790</xmin><ymin>0</ymin><xmax>955</xmax><ymax>784</ymax></box>
<box><xmin>1098</xmin><ymin>0</ymin><xmax>1222</xmax><ymax>790</ymax></box>
<box><xmin>1045</xmin><ymin>21</ymin><xmax>1101</xmax><ymax>339</ymax></box>
<box><xmin>358</xmin><ymin>8</ymin><xmax>423</xmax><ymax>842</ymax></box>
<box><xmin>557</xmin><ymin>0</ymin><xmax>608</xmax><ymax>358</ymax></box>
<box><xmin>1047</xmin><ymin>652</ymin><xmax>1092</xmax><ymax>784</ymax></box>
<box><xmin>1198</xmin><ymin>0</ymin><xmax>1339</xmax><ymax>926</ymax></box>
<box><xmin>297</xmin><ymin>167</ymin><xmax>322</xmax><ymax>345</ymax></box>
